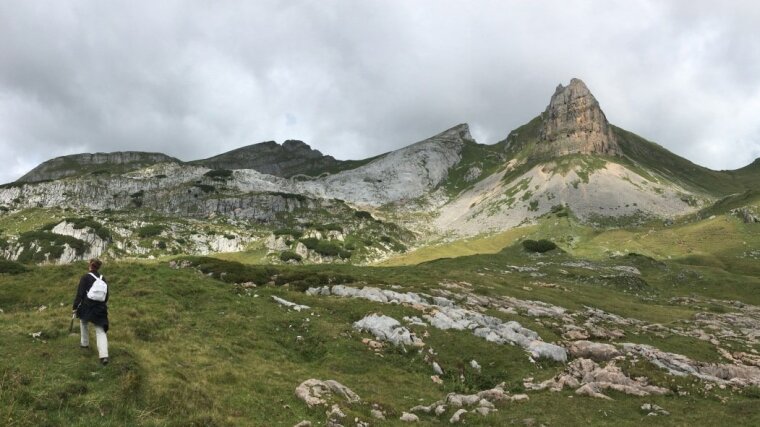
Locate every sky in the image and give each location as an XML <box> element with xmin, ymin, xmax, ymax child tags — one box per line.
<box><xmin>1</xmin><ymin>0</ymin><xmax>759</xmax><ymax>184</ymax></box>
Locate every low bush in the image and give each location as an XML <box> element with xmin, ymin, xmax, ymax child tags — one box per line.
<box><xmin>185</xmin><ymin>257</ymin><xmax>278</xmax><ymax>285</ymax></box>
<box><xmin>16</xmin><ymin>231</ymin><xmax>89</xmax><ymax>263</ymax></box>
<box><xmin>0</xmin><ymin>259</ymin><xmax>28</xmax><ymax>275</ymax></box>
<box><xmin>299</xmin><ymin>238</ymin><xmax>319</xmax><ymax>250</ymax></box>
<box><xmin>137</xmin><ymin>224</ymin><xmax>165</xmax><ymax>238</ymax></box>
<box><xmin>41</xmin><ymin>217</ymin><xmax>112</xmax><ymax>240</ymax></box>
<box><xmin>273</xmin><ymin>228</ymin><xmax>303</xmax><ymax>239</ymax></box>
<box><xmin>203</xmin><ymin>169</ymin><xmax>233</xmax><ymax>180</ymax></box>
<box><xmin>193</xmin><ymin>184</ymin><xmax>216</xmax><ymax>193</ymax></box>
<box><xmin>521</xmin><ymin>239</ymin><xmax>558</xmax><ymax>253</ymax></box>
<box><xmin>354</xmin><ymin>210</ymin><xmax>374</xmax><ymax>220</ymax></box>
<box><xmin>279</xmin><ymin>251</ymin><xmax>302</xmax><ymax>263</ymax></box>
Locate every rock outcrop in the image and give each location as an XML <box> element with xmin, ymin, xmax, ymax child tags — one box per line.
<box><xmin>294</xmin><ymin>379</ymin><xmax>360</xmax><ymax>407</ymax></box>
<box><xmin>353</xmin><ymin>314</ymin><xmax>424</xmax><ymax>347</ymax></box>
<box><xmin>306</xmin><ymin>284</ymin><xmax>567</xmax><ymax>362</ymax></box>
<box><xmin>538</xmin><ymin>78</ymin><xmax>621</xmax><ymax>157</ymax></box>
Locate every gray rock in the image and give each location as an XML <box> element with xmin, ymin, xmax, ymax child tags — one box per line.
<box><xmin>353</xmin><ymin>314</ymin><xmax>424</xmax><ymax>347</ymax></box>
<box><xmin>399</xmin><ymin>412</ymin><xmax>419</xmax><ymax>422</ymax></box>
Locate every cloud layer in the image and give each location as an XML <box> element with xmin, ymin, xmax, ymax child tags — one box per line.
<box><xmin>1</xmin><ymin>0</ymin><xmax>759</xmax><ymax>184</ymax></box>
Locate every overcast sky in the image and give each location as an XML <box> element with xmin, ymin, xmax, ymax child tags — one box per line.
<box><xmin>1</xmin><ymin>0</ymin><xmax>759</xmax><ymax>184</ymax></box>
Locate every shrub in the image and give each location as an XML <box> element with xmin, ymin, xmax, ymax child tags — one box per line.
<box><xmin>299</xmin><ymin>238</ymin><xmax>319</xmax><ymax>250</ymax></box>
<box><xmin>45</xmin><ymin>218</ymin><xmax>112</xmax><ymax>240</ymax></box>
<box><xmin>279</xmin><ymin>251</ymin><xmax>303</xmax><ymax>262</ymax></box>
<box><xmin>203</xmin><ymin>169</ymin><xmax>233</xmax><ymax>180</ymax></box>
<box><xmin>354</xmin><ymin>210</ymin><xmax>374</xmax><ymax>220</ymax></box>
<box><xmin>185</xmin><ymin>257</ymin><xmax>278</xmax><ymax>285</ymax></box>
<box><xmin>0</xmin><ymin>259</ymin><xmax>28</xmax><ymax>275</ymax></box>
<box><xmin>267</xmin><ymin>192</ymin><xmax>307</xmax><ymax>202</ymax></box>
<box><xmin>521</xmin><ymin>239</ymin><xmax>558</xmax><ymax>253</ymax></box>
<box><xmin>16</xmin><ymin>231</ymin><xmax>89</xmax><ymax>263</ymax></box>
<box><xmin>193</xmin><ymin>184</ymin><xmax>216</xmax><ymax>193</ymax></box>
<box><xmin>137</xmin><ymin>225</ymin><xmax>165</xmax><ymax>238</ymax></box>
<box><xmin>274</xmin><ymin>228</ymin><xmax>303</xmax><ymax>239</ymax></box>
<box><xmin>325</xmin><ymin>223</ymin><xmax>343</xmax><ymax>232</ymax></box>
<box><xmin>157</xmin><ymin>241</ymin><xmax>167</xmax><ymax>250</ymax></box>
<box><xmin>314</xmin><ymin>240</ymin><xmax>342</xmax><ymax>257</ymax></box>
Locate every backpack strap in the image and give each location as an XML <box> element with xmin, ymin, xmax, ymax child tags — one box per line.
<box><xmin>88</xmin><ymin>273</ymin><xmax>103</xmax><ymax>280</ymax></box>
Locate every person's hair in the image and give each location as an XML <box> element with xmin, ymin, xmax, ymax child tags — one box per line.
<box><xmin>89</xmin><ymin>258</ymin><xmax>103</xmax><ymax>271</ymax></box>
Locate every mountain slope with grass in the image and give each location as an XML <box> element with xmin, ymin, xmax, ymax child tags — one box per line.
<box><xmin>2</xmin><ymin>78</ymin><xmax>759</xmax><ymax>263</ymax></box>
<box><xmin>2</xmin><ymin>219</ymin><xmax>760</xmax><ymax>426</ymax></box>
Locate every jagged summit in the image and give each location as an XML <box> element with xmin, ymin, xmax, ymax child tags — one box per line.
<box><xmin>537</xmin><ymin>78</ymin><xmax>621</xmax><ymax>157</ymax></box>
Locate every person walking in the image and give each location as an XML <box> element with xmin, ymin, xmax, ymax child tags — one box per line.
<box><xmin>73</xmin><ymin>258</ymin><xmax>110</xmax><ymax>365</ymax></box>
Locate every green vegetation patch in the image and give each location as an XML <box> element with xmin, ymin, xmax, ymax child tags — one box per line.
<box><xmin>203</xmin><ymin>169</ymin><xmax>234</xmax><ymax>180</ymax></box>
<box><xmin>0</xmin><ymin>259</ymin><xmax>28</xmax><ymax>274</ymax></box>
<box><xmin>41</xmin><ymin>217</ymin><xmax>111</xmax><ymax>240</ymax></box>
<box><xmin>16</xmin><ymin>231</ymin><xmax>89</xmax><ymax>263</ymax></box>
<box><xmin>521</xmin><ymin>239</ymin><xmax>558</xmax><ymax>253</ymax></box>
<box><xmin>279</xmin><ymin>251</ymin><xmax>303</xmax><ymax>263</ymax></box>
<box><xmin>273</xmin><ymin>228</ymin><xmax>303</xmax><ymax>239</ymax></box>
<box><xmin>193</xmin><ymin>183</ymin><xmax>216</xmax><ymax>193</ymax></box>
<box><xmin>136</xmin><ymin>224</ymin><xmax>166</xmax><ymax>238</ymax></box>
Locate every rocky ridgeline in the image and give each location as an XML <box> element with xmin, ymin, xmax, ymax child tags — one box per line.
<box><xmin>193</xmin><ymin>139</ymin><xmax>341</xmax><ymax>178</ymax></box>
<box><xmin>0</xmin><ymin>124</ymin><xmax>470</xmax><ymax>218</ymax></box>
<box><xmin>18</xmin><ymin>151</ymin><xmax>179</xmax><ymax>183</ymax></box>
<box><xmin>538</xmin><ymin>78</ymin><xmax>622</xmax><ymax>157</ymax></box>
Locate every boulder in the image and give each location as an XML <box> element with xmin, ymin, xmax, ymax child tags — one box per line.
<box><xmin>353</xmin><ymin>314</ymin><xmax>424</xmax><ymax>347</ymax></box>
<box><xmin>294</xmin><ymin>379</ymin><xmax>360</xmax><ymax>407</ymax></box>
<box><xmin>567</xmin><ymin>340</ymin><xmax>622</xmax><ymax>361</ymax></box>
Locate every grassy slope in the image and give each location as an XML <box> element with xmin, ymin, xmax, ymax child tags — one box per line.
<box><xmin>3</xmin><ymin>222</ymin><xmax>760</xmax><ymax>425</ymax></box>
<box><xmin>613</xmin><ymin>126</ymin><xmax>760</xmax><ymax>196</ymax></box>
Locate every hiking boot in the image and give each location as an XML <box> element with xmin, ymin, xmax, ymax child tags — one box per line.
<box><xmin>80</xmin><ymin>345</ymin><xmax>89</xmax><ymax>349</ymax></box>
<box><xmin>100</xmin><ymin>357</ymin><xmax>109</xmax><ymax>366</ymax></box>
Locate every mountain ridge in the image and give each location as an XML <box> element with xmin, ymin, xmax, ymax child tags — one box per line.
<box><xmin>2</xmin><ymin>78</ymin><xmax>759</xmax><ymax>262</ymax></box>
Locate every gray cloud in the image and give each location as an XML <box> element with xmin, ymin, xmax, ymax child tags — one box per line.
<box><xmin>1</xmin><ymin>0</ymin><xmax>759</xmax><ymax>184</ymax></box>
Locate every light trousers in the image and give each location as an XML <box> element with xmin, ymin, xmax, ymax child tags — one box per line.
<box><xmin>80</xmin><ymin>320</ymin><xmax>109</xmax><ymax>358</ymax></box>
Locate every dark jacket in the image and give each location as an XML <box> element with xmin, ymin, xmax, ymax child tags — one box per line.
<box><xmin>73</xmin><ymin>272</ymin><xmax>109</xmax><ymax>332</ymax></box>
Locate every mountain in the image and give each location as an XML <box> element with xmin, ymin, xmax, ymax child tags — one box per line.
<box><xmin>2</xmin><ymin>77</ymin><xmax>759</xmax><ymax>264</ymax></box>
<box><xmin>537</xmin><ymin>78</ymin><xmax>622</xmax><ymax>157</ymax></box>
<box><xmin>17</xmin><ymin>151</ymin><xmax>180</xmax><ymax>183</ymax></box>
<box><xmin>192</xmin><ymin>139</ymin><xmax>379</xmax><ymax>178</ymax></box>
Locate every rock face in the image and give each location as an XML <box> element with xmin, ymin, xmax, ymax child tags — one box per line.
<box><xmin>193</xmin><ymin>140</ymin><xmax>343</xmax><ymax>178</ymax></box>
<box><xmin>538</xmin><ymin>78</ymin><xmax>621</xmax><ymax>157</ymax></box>
<box><xmin>51</xmin><ymin>221</ymin><xmax>109</xmax><ymax>263</ymax></box>
<box><xmin>18</xmin><ymin>152</ymin><xmax>179</xmax><ymax>183</ymax></box>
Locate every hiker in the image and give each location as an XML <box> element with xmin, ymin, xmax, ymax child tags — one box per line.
<box><xmin>73</xmin><ymin>258</ymin><xmax>110</xmax><ymax>365</ymax></box>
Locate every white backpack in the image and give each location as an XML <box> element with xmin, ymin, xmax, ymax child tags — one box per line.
<box><xmin>86</xmin><ymin>273</ymin><xmax>108</xmax><ymax>302</ymax></box>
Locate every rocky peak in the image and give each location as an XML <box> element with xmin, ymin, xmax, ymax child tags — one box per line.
<box><xmin>538</xmin><ymin>78</ymin><xmax>621</xmax><ymax>157</ymax></box>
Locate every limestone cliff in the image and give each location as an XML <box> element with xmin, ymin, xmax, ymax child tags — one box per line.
<box><xmin>537</xmin><ymin>78</ymin><xmax>621</xmax><ymax>157</ymax></box>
